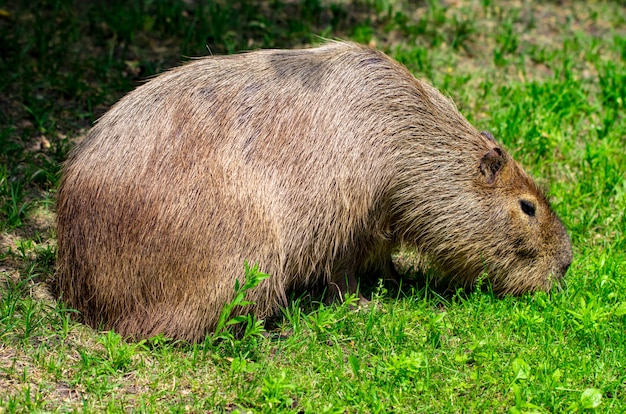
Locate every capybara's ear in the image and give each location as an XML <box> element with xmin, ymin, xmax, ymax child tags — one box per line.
<box><xmin>480</xmin><ymin>131</ymin><xmax>496</xmax><ymax>143</ymax></box>
<box><xmin>479</xmin><ymin>147</ymin><xmax>506</xmax><ymax>184</ymax></box>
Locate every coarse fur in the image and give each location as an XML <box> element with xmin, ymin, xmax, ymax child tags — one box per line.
<box><xmin>55</xmin><ymin>41</ymin><xmax>572</xmax><ymax>342</ymax></box>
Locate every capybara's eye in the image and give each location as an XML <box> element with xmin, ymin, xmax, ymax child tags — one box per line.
<box><xmin>520</xmin><ymin>200</ymin><xmax>536</xmax><ymax>217</ymax></box>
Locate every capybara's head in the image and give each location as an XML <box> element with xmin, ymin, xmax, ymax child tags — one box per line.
<box><xmin>392</xmin><ymin>122</ymin><xmax>572</xmax><ymax>294</ymax></box>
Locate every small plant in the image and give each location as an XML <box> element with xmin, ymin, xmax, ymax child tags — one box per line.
<box><xmin>99</xmin><ymin>331</ymin><xmax>147</xmax><ymax>373</ymax></box>
<box><xmin>0</xmin><ymin>271</ymin><xmax>45</xmax><ymax>343</ymax></box>
<box><xmin>572</xmin><ymin>388</ymin><xmax>603</xmax><ymax>411</ymax></box>
<box><xmin>449</xmin><ymin>11</ymin><xmax>476</xmax><ymax>51</ymax></box>
<box><xmin>209</xmin><ymin>261</ymin><xmax>270</xmax><ymax>344</ymax></box>
<box><xmin>351</xmin><ymin>23</ymin><xmax>374</xmax><ymax>44</ymax></box>
<box><xmin>494</xmin><ymin>10</ymin><xmax>520</xmax><ymax>66</ymax></box>
<box><xmin>0</xmin><ymin>167</ymin><xmax>30</xmax><ymax>230</ymax></box>
<box><xmin>261</xmin><ymin>370</ymin><xmax>296</xmax><ymax>409</ymax></box>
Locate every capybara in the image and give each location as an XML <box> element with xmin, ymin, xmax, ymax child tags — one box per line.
<box><xmin>55</xmin><ymin>41</ymin><xmax>572</xmax><ymax>341</ymax></box>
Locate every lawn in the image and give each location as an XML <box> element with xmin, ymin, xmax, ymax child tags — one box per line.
<box><xmin>1</xmin><ymin>0</ymin><xmax>625</xmax><ymax>412</ymax></box>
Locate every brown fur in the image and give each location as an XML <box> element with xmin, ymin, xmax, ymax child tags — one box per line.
<box><xmin>55</xmin><ymin>41</ymin><xmax>572</xmax><ymax>341</ymax></box>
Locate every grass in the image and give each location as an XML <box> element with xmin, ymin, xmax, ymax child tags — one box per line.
<box><xmin>1</xmin><ymin>0</ymin><xmax>625</xmax><ymax>411</ymax></box>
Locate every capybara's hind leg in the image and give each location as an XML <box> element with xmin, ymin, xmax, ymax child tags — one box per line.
<box><xmin>381</xmin><ymin>255</ymin><xmax>401</xmax><ymax>284</ymax></box>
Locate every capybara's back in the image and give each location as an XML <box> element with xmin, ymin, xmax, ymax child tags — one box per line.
<box><xmin>55</xmin><ymin>42</ymin><xmax>572</xmax><ymax>341</ymax></box>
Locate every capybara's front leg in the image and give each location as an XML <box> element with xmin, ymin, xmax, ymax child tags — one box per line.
<box><xmin>328</xmin><ymin>270</ymin><xmax>368</xmax><ymax>304</ymax></box>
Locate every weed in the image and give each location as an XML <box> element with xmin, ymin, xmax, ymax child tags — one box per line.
<box><xmin>494</xmin><ymin>9</ymin><xmax>520</xmax><ymax>66</ymax></box>
<box><xmin>210</xmin><ymin>262</ymin><xmax>269</xmax><ymax>344</ymax></box>
<box><xmin>0</xmin><ymin>167</ymin><xmax>30</xmax><ymax>230</ymax></box>
<box><xmin>261</xmin><ymin>370</ymin><xmax>296</xmax><ymax>409</ymax></box>
<box><xmin>449</xmin><ymin>10</ymin><xmax>476</xmax><ymax>52</ymax></box>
